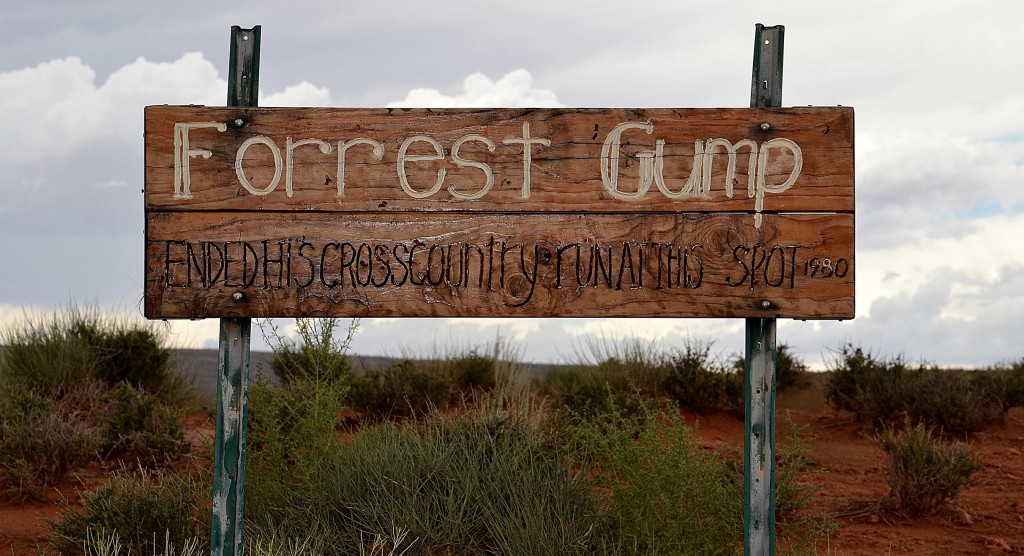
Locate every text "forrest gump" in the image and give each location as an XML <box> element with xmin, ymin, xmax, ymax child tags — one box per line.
<box><xmin>172</xmin><ymin>119</ymin><xmax>803</xmax><ymax>228</ymax></box>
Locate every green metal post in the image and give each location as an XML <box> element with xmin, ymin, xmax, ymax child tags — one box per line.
<box><xmin>744</xmin><ymin>23</ymin><xmax>783</xmax><ymax>556</ymax></box>
<box><xmin>211</xmin><ymin>25</ymin><xmax>260</xmax><ymax>556</ymax></box>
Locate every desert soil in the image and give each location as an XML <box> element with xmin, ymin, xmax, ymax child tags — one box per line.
<box><xmin>2</xmin><ymin>377</ymin><xmax>1022</xmax><ymax>555</ymax></box>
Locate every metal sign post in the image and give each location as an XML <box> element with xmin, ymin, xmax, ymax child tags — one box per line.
<box><xmin>210</xmin><ymin>25</ymin><xmax>260</xmax><ymax>556</ymax></box>
<box><xmin>744</xmin><ymin>23</ymin><xmax>784</xmax><ymax>556</ymax></box>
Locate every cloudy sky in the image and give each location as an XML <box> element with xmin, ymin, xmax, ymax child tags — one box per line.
<box><xmin>2</xmin><ymin>1</ymin><xmax>1022</xmax><ymax>368</ymax></box>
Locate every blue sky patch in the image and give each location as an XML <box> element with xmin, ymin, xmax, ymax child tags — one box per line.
<box><xmin>954</xmin><ymin>195</ymin><xmax>1003</xmax><ymax>220</ymax></box>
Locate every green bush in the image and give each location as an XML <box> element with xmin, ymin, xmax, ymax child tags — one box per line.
<box><xmin>76</xmin><ymin>325</ymin><xmax>174</xmax><ymax>394</ymax></box>
<box><xmin>879</xmin><ymin>423</ymin><xmax>980</xmax><ymax>517</ymax></box>
<box><xmin>101</xmin><ymin>383</ymin><xmax>188</xmax><ymax>465</ymax></box>
<box><xmin>567</xmin><ymin>405</ymin><xmax>831</xmax><ymax>556</ymax></box>
<box><xmin>0</xmin><ymin>381</ymin><xmax>103</xmax><ymax>500</ymax></box>
<box><xmin>825</xmin><ymin>345</ymin><xmax>1003</xmax><ymax>434</ymax></box>
<box><xmin>0</xmin><ymin>308</ymin><xmax>192</xmax><ymax>500</ymax></box>
<box><xmin>535</xmin><ymin>362</ymin><xmax>655</xmax><ymax>420</ymax></box>
<box><xmin>0</xmin><ymin>307</ymin><xmax>179</xmax><ymax>397</ymax></box>
<box><xmin>246</xmin><ymin>373</ymin><xmax>348</xmax><ymax>519</ymax></box>
<box><xmin>347</xmin><ymin>360</ymin><xmax>453</xmax><ymax>420</ymax></box>
<box><xmin>663</xmin><ymin>341</ymin><xmax>743</xmax><ymax>413</ymax></box>
<box><xmin>347</xmin><ymin>341</ymin><xmax>515</xmax><ymax>420</ymax></box>
<box><xmin>47</xmin><ymin>467</ymin><xmax>207</xmax><ymax>556</ymax></box>
<box><xmin>249</xmin><ymin>318</ymin><xmax>354</xmax><ymax>518</ymax></box>
<box><xmin>970</xmin><ymin>360</ymin><xmax>1024</xmax><ymax>415</ymax></box>
<box><xmin>568</xmin><ymin>405</ymin><xmax>743</xmax><ymax>555</ymax></box>
<box><xmin>535</xmin><ymin>337</ymin><xmax>669</xmax><ymax>418</ymax></box>
<box><xmin>773</xmin><ymin>417</ymin><xmax>838</xmax><ymax>554</ymax></box>
<box><xmin>1</xmin><ymin>309</ymin><xmax>97</xmax><ymax>396</ymax></box>
<box><xmin>445</xmin><ymin>348</ymin><xmax>498</xmax><ymax>394</ymax></box>
<box><xmin>267</xmin><ymin>318</ymin><xmax>356</xmax><ymax>387</ymax></box>
<box><xmin>255</xmin><ymin>412</ymin><xmax>596</xmax><ymax>556</ymax></box>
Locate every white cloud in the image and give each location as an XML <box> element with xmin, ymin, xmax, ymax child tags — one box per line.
<box><xmin>857</xmin><ymin>212</ymin><xmax>1024</xmax><ymax>320</ymax></box>
<box><xmin>262</xmin><ymin>81</ymin><xmax>332</xmax><ymax>107</ymax></box>
<box><xmin>388</xmin><ymin>69</ymin><xmax>562</xmax><ymax>108</ymax></box>
<box><xmin>0</xmin><ymin>57</ymin><xmax>105</xmax><ymax>164</ymax></box>
<box><xmin>0</xmin><ymin>53</ymin><xmax>225</xmax><ymax>167</ymax></box>
<box><xmin>0</xmin><ymin>52</ymin><xmax>339</xmax><ymax>171</ymax></box>
<box><xmin>858</xmin><ymin>130</ymin><xmax>1024</xmax><ymax>215</ymax></box>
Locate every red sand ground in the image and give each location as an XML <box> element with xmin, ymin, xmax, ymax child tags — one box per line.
<box><xmin>3</xmin><ymin>384</ymin><xmax>1022</xmax><ymax>555</ymax></box>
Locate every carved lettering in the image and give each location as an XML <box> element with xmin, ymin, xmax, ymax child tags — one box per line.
<box><xmin>173</xmin><ymin>122</ymin><xmax>227</xmax><ymax>199</ymax></box>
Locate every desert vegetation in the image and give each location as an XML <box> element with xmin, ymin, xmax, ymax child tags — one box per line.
<box><xmin>2</xmin><ymin>310</ymin><xmax>1022</xmax><ymax>554</ymax></box>
<box><xmin>0</xmin><ymin>308</ymin><xmax>192</xmax><ymax>502</ymax></box>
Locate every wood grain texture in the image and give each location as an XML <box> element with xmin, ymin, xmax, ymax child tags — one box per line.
<box><xmin>145</xmin><ymin>106</ymin><xmax>853</xmax><ymax>214</ymax></box>
<box><xmin>145</xmin><ymin>212</ymin><xmax>853</xmax><ymax>319</ymax></box>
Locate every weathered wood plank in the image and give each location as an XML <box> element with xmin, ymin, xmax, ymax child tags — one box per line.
<box><xmin>145</xmin><ymin>106</ymin><xmax>853</xmax><ymax>215</ymax></box>
<box><xmin>145</xmin><ymin>212</ymin><xmax>853</xmax><ymax>319</ymax></box>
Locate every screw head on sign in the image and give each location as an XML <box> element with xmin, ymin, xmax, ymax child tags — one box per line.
<box><xmin>761</xmin><ymin>300</ymin><xmax>772</xmax><ymax>309</ymax></box>
<box><xmin>759</xmin><ymin>122</ymin><xmax>771</xmax><ymax>132</ymax></box>
<box><xmin>232</xmin><ymin>292</ymin><xmax>244</xmax><ymax>301</ymax></box>
<box><xmin>234</xmin><ymin>119</ymin><xmax>244</xmax><ymax>127</ymax></box>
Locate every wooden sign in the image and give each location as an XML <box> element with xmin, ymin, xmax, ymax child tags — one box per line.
<box><xmin>144</xmin><ymin>106</ymin><xmax>854</xmax><ymax>319</ymax></box>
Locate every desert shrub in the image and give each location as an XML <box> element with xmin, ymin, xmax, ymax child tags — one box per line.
<box><xmin>0</xmin><ymin>308</ymin><xmax>192</xmax><ymax>500</ymax></box>
<box><xmin>878</xmin><ymin>423</ymin><xmax>980</xmax><ymax>517</ymax></box>
<box><xmin>444</xmin><ymin>348</ymin><xmax>498</xmax><ymax>393</ymax></box>
<box><xmin>825</xmin><ymin>345</ymin><xmax>1003</xmax><ymax>434</ymax></box>
<box><xmin>0</xmin><ymin>382</ymin><xmax>103</xmax><ymax>500</ymax></box>
<box><xmin>535</xmin><ymin>362</ymin><xmax>656</xmax><ymax>420</ymax></box>
<box><xmin>258</xmin><ymin>412</ymin><xmax>596</xmax><ymax>556</ymax></box>
<box><xmin>0</xmin><ymin>308</ymin><xmax>179</xmax><ymax>397</ymax></box>
<box><xmin>248</xmin><ymin>318</ymin><xmax>353</xmax><ymax>517</ymax></box>
<box><xmin>347</xmin><ymin>360</ymin><xmax>453</xmax><ymax>420</ymax></box>
<box><xmin>775</xmin><ymin>344</ymin><xmax>811</xmax><ymax>390</ymax></box>
<box><xmin>246</xmin><ymin>373</ymin><xmax>348</xmax><ymax>519</ymax></box>
<box><xmin>567</xmin><ymin>406</ymin><xmax>831</xmax><ymax>556</ymax></box>
<box><xmin>773</xmin><ymin>417</ymin><xmax>838</xmax><ymax>554</ymax></box>
<box><xmin>1</xmin><ymin>312</ymin><xmax>97</xmax><ymax>396</ymax></box>
<box><xmin>824</xmin><ymin>345</ymin><xmax>906</xmax><ymax>418</ymax></box>
<box><xmin>663</xmin><ymin>341</ymin><xmax>743</xmax><ymax>413</ymax></box>
<box><xmin>0</xmin><ymin>306</ymin><xmax>188</xmax><ymax>407</ymax></box>
<box><xmin>47</xmin><ymin>467</ymin><xmax>207</xmax><ymax>556</ymax></box>
<box><xmin>1009</xmin><ymin>358</ymin><xmax>1024</xmax><ymax>408</ymax></box>
<box><xmin>75</xmin><ymin>324</ymin><xmax>174</xmax><ymax>394</ymax></box>
<box><xmin>345</xmin><ymin>341</ymin><xmax>520</xmax><ymax>420</ymax></box>
<box><xmin>535</xmin><ymin>337</ymin><xmax>670</xmax><ymax>418</ymax></box>
<box><xmin>267</xmin><ymin>318</ymin><xmax>356</xmax><ymax>387</ymax></box>
<box><xmin>903</xmin><ymin>368</ymin><xmax>1002</xmax><ymax>434</ymax></box>
<box><xmin>271</xmin><ymin>344</ymin><xmax>350</xmax><ymax>385</ymax></box>
<box><xmin>101</xmin><ymin>383</ymin><xmax>188</xmax><ymax>465</ymax></box>
<box><xmin>568</xmin><ymin>405</ymin><xmax>743</xmax><ymax>555</ymax></box>
<box><xmin>970</xmin><ymin>360</ymin><xmax>1024</xmax><ymax>415</ymax></box>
